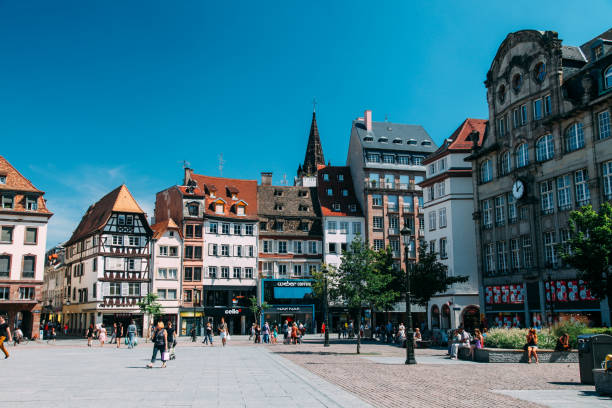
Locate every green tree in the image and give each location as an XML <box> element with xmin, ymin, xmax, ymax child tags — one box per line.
<box><xmin>138</xmin><ymin>293</ymin><xmax>163</xmax><ymax>339</ymax></box>
<box><xmin>559</xmin><ymin>203</ymin><xmax>612</xmax><ymax>324</ymax></box>
<box><xmin>410</xmin><ymin>244</ymin><xmax>469</xmax><ymax>306</ymax></box>
<box><xmin>248</xmin><ymin>296</ymin><xmax>270</xmax><ymax>325</ymax></box>
<box><xmin>370</xmin><ymin>246</ymin><xmax>403</xmax><ymax>314</ymax></box>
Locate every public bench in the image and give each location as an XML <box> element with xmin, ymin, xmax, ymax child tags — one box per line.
<box><xmin>457</xmin><ymin>346</ymin><xmax>578</xmax><ymax>363</ymax></box>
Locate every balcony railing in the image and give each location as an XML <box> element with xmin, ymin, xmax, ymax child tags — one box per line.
<box><xmin>101</xmin><ymin>296</ymin><xmax>142</xmax><ymax>308</ymax></box>
<box><xmin>103</xmin><ymin>271</ymin><xmax>144</xmax><ymax>281</ymax></box>
<box><xmin>365</xmin><ymin>181</ymin><xmax>417</xmax><ymax>191</ymax></box>
<box><xmin>388</xmin><ymin>228</ymin><xmax>399</xmax><ymax>235</ymax></box>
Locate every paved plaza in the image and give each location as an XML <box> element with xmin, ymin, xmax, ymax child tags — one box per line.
<box><xmin>2</xmin><ymin>336</ymin><xmax>611</xmax><ymax>408</ymax></box>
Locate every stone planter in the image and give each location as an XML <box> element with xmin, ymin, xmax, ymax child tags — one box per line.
<box><xmin>594</xmin><ymin>369</ymin><xmax>612</xmax><ymax>395</ymax></box>
<box><xmin>457</xmin><ymin>346</ymin><xmax>578</xmax><ymax>363</ymax></box>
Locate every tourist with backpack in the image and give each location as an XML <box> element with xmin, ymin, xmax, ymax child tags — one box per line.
<box><xmin>147</xmin><ymin>321</ymin><xmax>168</xmax><ymax>368</ymax></box>
<box><xmin>126</xmin><ymin>320</ymin><xmax>137</xmax><ymax>349</ymax></box>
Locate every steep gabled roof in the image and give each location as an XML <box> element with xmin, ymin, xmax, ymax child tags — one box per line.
<box><xmin>66</xmin><ymin>184</ymin><xmax>144</xmax><ymax>245</ymax></box>
<box><xmin>151</xmin><ymin>218</ymin><xmax>182</xmax><ymax>240</ymax></box>
<box><xmin>0</xmin><ymin>155</ymin><xmax>43</xmax><ymax>193</ymax></box>
<box><xmin>189</xmin><ymin>174</ymin><xmax>258</xmax><ymax>220</ymax></box>
<box><xmin>423</xmin><ymin>118</ymin><xmax>487</xmax><ymax>164</ymax></box>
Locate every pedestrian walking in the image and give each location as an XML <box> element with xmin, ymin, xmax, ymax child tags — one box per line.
<box><xmin>86</xmin><ymin>324</ymin><xmax>94</xmax><ymax>347</ymax></box>
<box><xmin>263</xmin><ymin>322</ymin><xmax>270</xmax><ymax>344</ymax></box>
<box><xmin>48</xmin><ymin>327</ymin><xmax>57</xmax><ymax>344</ymax></box>
<box><xmin>63</xmin><ymin>323</ymin><xmax>68</xmax><ymax>335</ymax></box>
<box><xmin>127</xmin><ymin>320</ymin><xmax>137</xmax><ymax>349</ymax></box>
<box><xmin>282</xmin><ymin>320</ymin><xmax>289</xmax><ymax>343</ymax></box>
<box><xmin>13</xmin><ymin>327</ymin><xmax>23</xmax><ymax>346</ymax></box>
<box><xmin>202</xmin><ymin>322</ymin><xmax>214</xmax><ymax>346</ymax></box>
<box><xmin>116</xmin><ymin>323</ymin><xmax>124</xmax><ymax>348</ymax></box>
<box><xmin>321</xmin><ymin>322</ymin><xmax>325</xmax><ymax>337</ymax></box>
<box><xmin>291</xmin><ymin>323</ymin><xmax>299</xmax><ymax>345</ymax></box>
<box><xmin>98</xmin><ymin>324</ymin><xmax>107</xmax><ymax>347</ymax></box>
<box><xmin>218</xmin><ymin>317</ymin><xmax>228</xmax><ymax>347</ymax></box>
<box><xmin>272</xmin><ymin>325</ymin><xmax>278</xmax><ymax>344</ymax></box>
<box><xmin>166</xmin><ymin>321</ymin><xmax>176</xmax><ymax>360</ymax></box>
<box><xmin>249</xmin><ymin>323</ymin><xmax>255</xmax><ymax>341</ymax></box>
<box><xmin>0</xmin><ymin>315</ymin><xmax>13</xmax><ymax>359</ymax></box>
<box><xmin>147</xmin><ymin>321</ymin><xmax>168</xmax><ymax>368</ymax></box>
<box><xmin>110</xmin><ymin>322</ymin><xmax>117</xmax><ymax>345</ymax></box>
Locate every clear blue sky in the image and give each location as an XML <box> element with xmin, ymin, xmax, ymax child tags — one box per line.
<box><xmin>1</xmin><ymin>1</ymin><xmax>610</xmax><ymax>248</ymax></box>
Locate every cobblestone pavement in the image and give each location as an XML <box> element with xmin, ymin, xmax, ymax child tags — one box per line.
<box><xmin>270</xmin><ymin>337</ymin><xmax>611</xmax><ymax>408</ymax></box>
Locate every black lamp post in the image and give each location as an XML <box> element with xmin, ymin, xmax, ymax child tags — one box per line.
<box><xmin>323</xmin><ymin>266</ymin><xmax>330</xmax><ymax>347</ymax></box>
<box><xmin>401</xmin><ymin>226</ymin><xmax>417</xmax><ymax>365</ymax></box>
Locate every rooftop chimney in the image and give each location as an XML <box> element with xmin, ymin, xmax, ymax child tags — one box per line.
<box><xmin>184</xmin><ymin>167</ymin><xmax>193</xmax><ymax>185</ymax></box>
<box><xmin>261</xmin><ymin>172</ymin><xmax>272</xmax><ymax>186</ymax></box>
<box><xmin>364</xmin><ymin>110</ymin><xmax>372</xmax><ymax>132</ymax></box>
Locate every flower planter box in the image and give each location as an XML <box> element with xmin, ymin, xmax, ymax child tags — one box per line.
<box><xmin>457</xmin><ymin>346</ymin><xmax>578</xmax><ymax>363</ymax></box>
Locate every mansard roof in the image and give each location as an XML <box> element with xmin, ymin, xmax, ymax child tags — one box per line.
<box><xmin>66</xmin><ymin>184</ymin><xmax>146</xmax><ymax>245</ymax></box>
<box><xmin>352</xmin><ymin>120</ymin><xmax>437</xmax><ymax>154</ymax></box>
<box><xmin>187</xmin><ymin>173</ymin><xmax>258</xmax><ymax>220</ymax></box>
<box><xmin>257</xmin><ymin>185</ymin><xmax>321</xmax><ymax>218</ymax></box>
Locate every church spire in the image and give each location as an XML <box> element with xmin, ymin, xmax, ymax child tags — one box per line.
<box><xmin>301</xmin><ymin>110</ymin><xmax>325</xmax><ymax>177</ymax></box>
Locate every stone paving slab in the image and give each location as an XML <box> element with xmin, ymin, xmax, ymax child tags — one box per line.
<box><xmin>493</xmin><ymin>389</ymin><xmax>611</xmax><ymax>408</ymax></box>
<box><xmin>364</xmin><ymin>355</ymin><xmax>479</xmax><ymax>365</ymax></box>
<box><xmin>1</xmin><ymin>341</ymin><xmax>371</xmax><ymax>408</ymax></box>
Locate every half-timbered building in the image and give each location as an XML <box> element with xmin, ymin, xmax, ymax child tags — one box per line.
<box><xmin>63</xmin><ymin>185</ymin><xmax>152</xmax><ymax>335</ymax></box>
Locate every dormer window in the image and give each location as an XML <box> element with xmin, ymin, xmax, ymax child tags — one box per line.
<box><xmin>326</xmin><ymin>188</ymin><xmax>333</xmax><ymax>196</ymax></box>
<box><xmin>349</xmin><ymin>204</ymin><xmax>357</xmax><ymax>212</ymax></box>
<box><xmin>393</xmin><ymin>138</ymin><xmax>402</xmax><ymax>144</ymax></box>
<box><xmin>338</xmin><ymin>174</ymin><xmax>344</xmax><ymax>182</ymax></box>
<box><xmin>25</xmin><ymin>196</ymin><xmax>38</xmax><ymax>211</ymax></box>
<box><xmin>378</xmin><ymin>137</ymin><xmax>388</xmax><ymax>143</ymax></box>
<box><xmin>215</xmin><ymin>203</ymin><xmax>224</xmax><ymax>214</ymax></box>
<box><xmin>342</xmin><ymin>189</ymin><xmax>348</xmax><ymax>197</ymax></box>
<box><xmin>332</xmin><ymin>203</ymin><xmax>341</xmax><ymax>212</ymax></box>
<box><xmin>298</xmin><ymin>204</ymin><xmax>308</xmax><ymax>211</ymax></box>
<box><xmin>187</xmin><ymin>203</ymin><xmax>199</xmax><ymax>216</ymax></box>
<box><xmin>298</xmin><ymin>190</ymin><xmax>308</xmax><ymax>197</ymax></box>
<box><xmin>421</xmin><ymin>141</ymin><xmax>432</xmax><ymax>146</ymax></box>
<box><xmin>237</xmin><ymin>206</ymin><xmax>245</xmax><ymax>216</ymax></box>
<box><xmin>323</xmin><ymin>174</ymin><xmax>329</xmax><ymax>181</ymax></box>
<box><xmin>118</xmin><ymin>215</ymin><xmax>126</xmax><ymax>225</ymax></box>
<box><xmin>0</xmin><ymin>175</ymin><xmax>6</xmax><ymax>184</ymax></box>
<box><xmin>274</xmin><ymin>189</ymin><xmax>283</xmax><ymax>197</ymax></box>
<box><xmin>407</xmin><ymin>139</ymin><xmax>417</xmax><ymax>145</ymax></box>
<box><xmin>274</xmin><ymin>204</ymin><xmax>284</xmax><ymax>211</ymax></box>
<box><xmin>364</xmin><ymin>136</ymin><xmax>373</xmax><ymax>142</ymax></box>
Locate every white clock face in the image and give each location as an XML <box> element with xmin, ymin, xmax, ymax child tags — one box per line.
<box><xmin>512</xmin><ymin>180</ymin><xmax>525</xmax><ymax>199</ymax></box>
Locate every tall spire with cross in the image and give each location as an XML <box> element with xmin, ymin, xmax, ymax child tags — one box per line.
<box><xmin>299</xmin><ymin>99</ymin><xmax>325</xmax><ymax>177</ymax></box>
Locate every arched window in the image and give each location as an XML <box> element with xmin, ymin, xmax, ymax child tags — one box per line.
<box><xmin>500</xmin><ymin>151</ymin><xmax>511</xmax><ymax>175</ymax></box>
<box><xmin>512</xmin><ymin>73</ymin><xmax>523</xmax><ymax>92</ymax></box>
<box><xmin>536</xmin><ymin>134</ymin><xmax>555</xmax><ymax>162</ymax></box>
<box><xmin>515</xmin><ymin>143</ymin><xmax>529</xmax><ymax>168</ymax></box>
<box><xmin>498</xmin><ymin>84</ymin><xmax>506</xmax><ymax>103</ymax></box>
<box><xmin>565</xmin><ymin>123</ymin><xmax>584</xmax><ymax>153</ymax></box>
<box><xmin>441</xmin><ymin>304</ymin><xmax>451</xmax><ymax>329</ymax></box>
<box><xmin>431</xmin><ymin>305</ymin><xmax>440</xmax><ymax>329</ymax></box>
<box><xmin>535</xmin><ymin>62</ymin><xmax>546</xmax><ymax>82</ymax></box>
<box><xmin>605</xmin><ymin>66</ymin><xmax>612</xmax><ymax>89</ymax></box>
<box><xmin>187</xmin><ymin>203</ymin><xmax>199</xmax><ymax>216</ymax></box>
<box><xmin>480</xmin><ymin>160</ymin><xmax>493</xmax><ymax>183</ymax></box>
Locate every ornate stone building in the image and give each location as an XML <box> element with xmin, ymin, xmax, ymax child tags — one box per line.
<box><xmin>467</xmin><ymin>29</ymin><xmax>612</xmax><ymax>328</ymax></box>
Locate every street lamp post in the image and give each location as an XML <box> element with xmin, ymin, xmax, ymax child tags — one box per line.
<box><xmin>323</xmin><ymin>266</ymin><xmax>330</xmax><ymax>347</ymax></box>
<box><xmin>401</xmin><ymin>226</ymin><xmax>417</xmax><ymax>365</ymax></box>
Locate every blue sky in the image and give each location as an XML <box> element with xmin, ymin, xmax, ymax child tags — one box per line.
<box><xmin>1</xmin><ymin>1</ymin><xmax>610</xmax><ymax>248</ymax></box>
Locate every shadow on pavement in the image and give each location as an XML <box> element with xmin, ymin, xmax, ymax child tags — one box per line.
<box><xmin>548</xmin><ymin>381</ymin><xmax>586</xmax><ymax>386</ymax></box>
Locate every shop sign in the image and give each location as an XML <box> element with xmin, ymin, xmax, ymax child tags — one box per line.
<box><xmin>224</xmin><ymin>308</ymin><xmax>243</xmax><ymax>315</ymax></box>
<box><xmin>267</xmin><ymin>305</ymin><xmax>313</xmax><ymax>314</ymax></box>
<box><xmin>545</xmin><ymin>280</ymin><xmax>597</xmax><ymax>302</ymax></box>
<box><xmin>485</xmin><ymin>284</ymin><xmax>524</xmax><ymax>305</ymax></box>
<box><xmin>272</xmin><ymin>280</ymin><xmax>312</xmax><ymax>288</ymax></box>
<box><xmin>179</xmin><ymin>312</ymin><xmax>203</xmax><ymax>317</ymax></box>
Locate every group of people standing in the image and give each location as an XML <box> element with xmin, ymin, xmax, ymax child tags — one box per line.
<box><xmin>86</xmin><ymin>320</ymin><xmax>139</xmax><ymax>348</ymax></box>
<box><xmin>249</xmin><ymin>320</ymin><xmax>305</xmax><ymax>345</ymax></box>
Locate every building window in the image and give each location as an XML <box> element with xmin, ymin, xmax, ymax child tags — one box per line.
<box><xmin>278</xmin><ymin>264</ymin><xmax>287</xmax><ymax>276</ymax></box>
<box><xmin>373</xmin><ymin>239</ymin><xmax>384</xmax><ymax>251</ymax></box>
<box><xmin>208</xmin><ymin>243</ymin><xmax>218</xmax><ymax>256</ymax></box>
<box><xmin>0</xmin><ymin>287</ymin><xmax>9</xmax><ymax>300</ymax></box>
<box><xmin>605</xmin><ymin>66</ymin><xmax>612</xmax><ymax>89</ymax></box>
<box><xmin>507</xmin><ymin>194</ymin><xmax>517</xmax><ymax>223</ymax></box>
<box><xmin>184</xmin><ymin>290</ymin><xmax>192</xmax><ymax>303</ymax></box>
<box><xmin>515</xmin><ymin>143</ymin><xmax>529</xmax><ymax>168</ymax></box>
<box><xmin>540</xmin><ymin>180</ymin><xmax>554</xmax><ymax>214</ymax></box>
<box><xmin>221</xmin><ymin>267</ymin><xmax>229</xmax><ymax>279</ymax></box>
<box><xmin>565</xmin><ymin>123</ymin><xmax>584</xmax><ymax>152</ymax></box>
<box><xmin>294</xmin><ymin>241</ymin><xmax>302</xmax><ymax>254</ymax></box>
<box><xmin>482</xmin><ymin>200</ymin><xmax>492</xmax><ymax>228</ymax></box>
<box><xmin>0</xmin><ymin>255</ymin><xmax>10</xmax><ymax>278</ymax></box>
<box><xmin>429</xmin><ymin>163</ymin><xmax>436</xmax><ymax>176</ymax></box>
<box><xmin>500</xmin><ymin>151</ymin><xmax>511</xmax><ymax>175</ymax></box>
<box><xmin>520</xmin><ymin>104</ymin><xmax>528</xmax><ymax>125</ymax></box>
<box><xmin>222</xmin><ymin>223</ymin><xmax>230</xmax><ymax>234</ymax></box>
<box><xmin>438</xmin><ymin>208</ymin><xmax>447</xmax><ymax>229</ymax></box>
<box><xmin>435</xmin><ymin>181</ymin><xmax>446</xmax><ymax>197</ymax></box>
<box><xmin>233</xmin><ymin>267</ymin><xmax>241</xmax><ymax>279</ymax></box>
<box><xmin>494</xmin><ymin>195</ymin><xmax>506</xmax><ymax>226</ymax></box>
<box><xmin>603</xmin><ymin>161</ymin><xmax>612</xmax><ymax>200</ymax></box>
<box><xmin>522</xmin><ymin>236</ymin><xmax>533</xmax><ymax>268</ymax></box>
<box><xmin>372</xmin><ymin>217</ymin><xmax>383</xmax><ymax>230</ymax></box>
<box><xmin>128</xmin><ymin>283</ymin><xmax>140</xmax><ymax>296</ymax></box>
<box><xmin>22</xmin><ymin>255</ymin><xmax>35</xmax><ymax>278</ymax></box>
<box><xmin>599</xmin><ymin>111</ymin><xmax>610</xmax><ymax>140</ymax></box>
<box><xmin>1</xmin><ymin>226</ymin><xmax>14</xmax><ymax>243</ymax></box>
<box><xmin>157</xmin><ymin>268</ymin><xmax>168</xmax><ymax>279</ymax></box>
<box><xmin>309</xmin><ymin>241</ymin><xmax>317</xmax><ymax>254</ymax></box>
<box><xmin>398</xmin><ymin>155</ymin><xmax>410</xmax><ymax>165</ymax></box>
<box><xmin>413</xmin><ymin>157</ymin><xmax>423</xmax><ymax>165</ymax></box>
<box><xmin>2</xmin><ymin>195</ymin><xmax>14</xmax><ymax>209</ymax></box>
<box><xmin>498</xmin><ymin>84</ymin><xmax>506</xmax><ymax>103</ymax></box>
<box><xmin>484</xmin><ymin>244</ymin><xmax>495</xmax><ymax>276</ymax></box>
<box><xmin>25</xmin><ymin>196</ymin><xmax>38</xmax><ymax>211</ymax></box>
<box><xmin>221</xmin><ymin>244</ymin><xmax>230</xmax><ymax>256</ymax></box>
<box><xmin>208</xmin><ymin>267</ymin><xmax>217</xmax><ymax>278</ymax></box>
<box><xmin>109</xmin><ymin>282</ymin><xmax>120</xmax><ymax>296</ymax></box>
<box><xmin>19</xmin><ymin>287</ymin><xmax>35</xmax><ymax>300</ymax></box>
<box><xmin>293</xmin><ymin>264</ymin><xmax>302</xmax><ymax>276</ymax></box>
<box><xmin>383</xmin><ymin>154</ymin><xmax>395</xmax><ymax>164</ymax></box>
<box><xmin>519</xmin><ymin>206</ymin><xmax>529</xmax><ymax>221</ymax></box>
<box><xmin>536</xmin><ymin>134</ymin><xmax>554</xmax><ymax>162</ymax></box>
<box><xmin>234</xmin><ymin>245</ymin><xmax>242</xmax><ymax>257</ymax></box>
<box><xmin>118</xmin><ymin>214</ymin><xmax>126</xmax><ymax>225</ymax></box>
<box><xmin>560</xmin><ymin>229</ymin><xmax>572</xmax><ymax>266</ymax></box>
<box><xmin>278</xmin><ymin>241</ymin><xmax>287</xmax><ymax>254</ymax></box>
<box><xmin>159</xmin><ymin>246</ymin><xmax>168</xmax><ymax>256</ymax></box>
<box><xmin>497</xmin><ymin>116</ymin><xmax>506</xmax><ymax>137</ymax></box>
<box><xmin>512</xmin><ymin>108</ymin><xmax>520</xmax><ymax>128</ymax></box>
<box><xmin>340</xmin><ymin>222</ymin><xmax>349</xmax><ymax>234</ymax></box>
<box><xmin>232</xmin><ymin>224</ymin><xmax>241</xmax><ymax>235</ymax></box>
<box><xmin>0</xmin><ymin>175</ymin><xmax>5</xmax><ymax>185</ymax></box>
<box><xmin>209</xmin><ymin>222</ymin><xmax>218</xmax><ymax>234</ymax></box>
<box><xmin>439</xmin><ymin>238</ymin><xmax>447</xmax><ymax>259</ymax></box>
<box><xmin>428</xmin><ymin>211</ymin><xmax>436</xmax><ymax>231</ymax></box>
<box><xmin>480</xmin><ymin>160</ymin><xmax>493</xmax><ymax>183</ymax></box>
<box><xmin>512</xmin><ymin>73</ymin><xmax>522</xmax><ymax>92</ymax></box>
<box><xmin>535</xmin><ymin>62</ymin><xmax>546</xmax><ymax>82</ymax></box>
<box><xmin>544</xmin><ymin>94</ymin><xmax>551</xmax><ymax>116</ymax></box>
<box><xmin>429</xmin><ymin>240</ymin><xmax>436</xmax><ymax>254</ymax></box>
<box><xmin>157</xmin><ymin>289</ymin><xmax>167</xmax><ymax>299</ymax></box>
<box><xmin>557</xmin><ymin>175</ymin><xmax>572</xmax><ymax>210</ymax></box>
<box><xmin>327</xmin><ymin>221</ymin><xmax>337</xmax><ymax>233</ymax></box>
<box><xmin>366</xmin><ymin>153</ymin><xmax>380</xmax><ymax>163</ymax></box>
<box><xmin>543</xmin><ymin>231</ymin><xmax>557</xmax><ymax>267</ymax></box>
<box><xmin>575</xmin><ymin>169</ymin><xmax>590</xmax><ymax>206</ymax></box>
<box><xmin>244</xmin><ymin>224</ymin><xmax>254</xmax><ymax>236</ymax></box>
<box><xmin>497</xmin><ymin>241</ymin><xmax>509</xmax><ymax>274</ymax></box>
<box><xmin>128</xmin><ymin>236</ymin><xmax>139</xmax><ymax>246</ymax></box>
<box><xmin>245</xmin><ymin>268</ymin><xmax>253</xmax><ymax>279</ymax></box>
<box><xmin>215</xmin><ymin>203</ymin><xmax>224</xmax><ymax>214</ymax></box>
<box><xmin>352</xmin><ymin>222</ymin><xmax>361</xmax><ymax>235</ymax></box>
<box><xmin>533</xmin><ymin>98</ymin><xmax>543</xmax><ymax>120</ymax></box>
<box><xmin>510</xmin><ymin>239</ymin><xmax>520</xmax><ymax>270</ymax></box>
<box><xmin>187</xmin><ymin>203</ymin><xmax>198</xmax><ymax>216</ymax></box>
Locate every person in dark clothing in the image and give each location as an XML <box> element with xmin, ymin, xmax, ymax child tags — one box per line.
<box><xmin>555</xmin><ymin>333</ymin><xmax>570</xmax><ymax>351</ymax></box>
<box><xmin>0</xmin><ymin>315</ymin><xmax>12</xmax><ymax>358</ymax></box>
<box><xmin>147</xmin><ymin>321</ymin><xmax>168</xmax><ymax>368</ymax></box>
<box><xmin>166</xmin><ymin>321</ymin><xmax>176</xmax><ymax>359</ymax></box>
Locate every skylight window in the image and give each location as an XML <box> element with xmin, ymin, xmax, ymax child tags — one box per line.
<box><xmin>393</xmin><ymin>138</ymin><xmax>402</xmax><ymax>144</ymax></box>
<box><xmin>407</xmin><ymin>139</ymin><xmax>417</xmax><ymax>145</ymax></box>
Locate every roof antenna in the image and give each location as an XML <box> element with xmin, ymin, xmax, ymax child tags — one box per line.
<box><xmin>182</xmin><ymin>160</ymin><xmax>190</xmax><ymax>169</ymax></box>
<box><xmin>218</xmin><ymin>154</ymin><xmax>225</xmax><ymax>177</ymax></box>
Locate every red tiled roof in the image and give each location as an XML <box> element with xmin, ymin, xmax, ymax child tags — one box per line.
<box><xmin>316</xmin><ymin>166</ymin><xmax>363</xmax><ymax>217</ymax></box>
<box><xmin>423</xmin><ymin>118</ymin><xmax>487</xmax><ymax>164</ymax></box>
<box><xmin>66</xmin><ymin>184</ymin><xmax>145</xmax><ymax>245</ymax></box>
<box><xmin>151</xmin><ymin>218</ymin><xmax>182</xmax><ymax>240</ymax></box>
<box><xmin>189</xmin><ymin>174</ymin><xmax>258</xmax><ymax>220</ymax></box>
<box><xmin>0</xmin><ymin>155</ymin><xmax>52</xmax><ymax>215</ymax></box>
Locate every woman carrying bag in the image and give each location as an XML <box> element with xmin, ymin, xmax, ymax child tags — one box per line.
<box><xmin>147</xmin><ymin>321</ymin><xmax>168</xmax><ymax>368</ymax></box>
